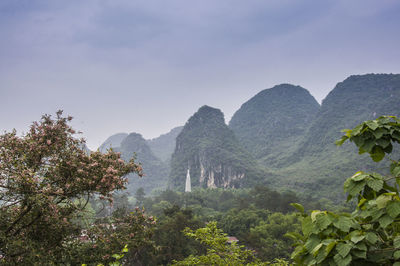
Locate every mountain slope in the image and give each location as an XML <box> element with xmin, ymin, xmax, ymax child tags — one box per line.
<box><xmin>115</xmin><ymin>133</ymin><xmax>169</xmax><ymax>194</ymax></box>
<box><xmin>229</xmin><ymin>84</ymin><xmax>320</xmax><ymax>166</ymax></box>
<box><xmin>99</xmin><ymin>133</ymin><xmax>128</xmax><ymax>153</ymax></box>
<box><xmin>169</xmin><ymin>105</ymin><xmax>270</xmax><ymax>190</ymax></box>
<box><xmin>147</xmin><ymin>126</ymin><xmax>183</xmax><ymax>162</ymax></box>
<box><xmin>275</xmin><ymin>74</ymin><xmax>400</xmax><ymax>201</ymax></box>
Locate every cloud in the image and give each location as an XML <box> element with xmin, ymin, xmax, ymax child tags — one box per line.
<box><xmin>0</xmin><ymin>0</ymin><xmax>399</xmax><ymax>149</ymax></box>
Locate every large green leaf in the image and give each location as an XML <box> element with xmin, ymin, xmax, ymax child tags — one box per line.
<box><xmin>316</xmin><ymin>213</ymin><xmax>332</xmax><ymax>231</ymax></box>
<box><xmin>350</xmin><ymin>234</ymin><xmax>365</xmax><ymax>244</ymax></box>
<box><xmin>393</xmin><ymin>236</ymin><xmax>400</xmax><ymax>248</ymax></box>
<box><xmin>370</xmin><ymin>145</ymin><xmax>385</xmax><ymax>162</ymax></box>
<box><xmin>334</xmin><ymin>253</ymin><xmax>352</xmax><ymax>266</ymax></box>
<box><xmin>366</xmin><ymin>176</ymin><xmax>384</xmax><ymax>192</ymax></box>
<box><xmin>376</xmin><ymin>194</ymin><xmax>392</xmax><ymax>209</ymax></box>
<box><xmin>365</xmin><ymin>232</ymin><xmax>378</xmax><ymax>244</ymax></box>
<box><xmin>378</xmin><ymin>214</ymin><xmax>394</xmax><ymax>228</ymax></box>
<box><xmin>305</xmin><ymin>235</ymin><xmax>320</xmax><ymax>252</ymax></box>
<box><xmin>336</xmin><ymin>242</ymin><xmax>352</xmax><ymax>258</ymax></box>
<box><xmin>387</xmin><ymin>201</ymin><xmax>400</xmax><ymax>218</ymax></box>
<box><xmin>302</xmin><ymin>216</ymin><xmax>313</xmax><ymax>237</ymax></box>
<box><xmin>372</xmin><ymin>127</ymin><xmax>388</xmax><ymax>139</ymax></box>
<box><xmin>366</xmin><ymin>121</ymin><xmax>379</xmax><ymax>130</ymax></box>
<box><xmin>333</xmin><ymin>216</ymin><xmax>352</xmax><ymax>232</ymax></box>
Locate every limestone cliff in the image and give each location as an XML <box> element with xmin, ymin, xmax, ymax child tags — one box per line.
<box><xmin>169</xmin><ymin>105</ymin><xmax>268</xmax><ymax>190</ymax></box>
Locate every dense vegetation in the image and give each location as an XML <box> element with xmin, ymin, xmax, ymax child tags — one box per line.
<box><xmin>291</xmin><ymin>116</ymin><xmax>400</xmax><ymax>265</ymax></box>
<box><xmin>229</xmin><ymin>84</ymin><xmax>320</xmax><ymax>166</ymax></box>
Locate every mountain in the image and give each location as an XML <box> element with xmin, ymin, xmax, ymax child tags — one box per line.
<box><xmin>229</xmin><ymin>84</ymin><xmax>320</xmax><ymax>166</ymax></box>
<box><xmin>169</xmin><ymin>105</ymin><xmax>270</xmax><ymax>191</ymax></box>
<box><xmin>115</xmin><ymin>133</ymin><xmax>169</xmax><ymax>194</ymax></box>
<box><xmin>274</xmin><ymin>74</ymin><xmax>400</xmax><ymax>201</ymax></box>
<box><xmin>147</xmin><ymin>126</ymin><xmax>183</xmax><ymax>162</ymax></box>
<box><xmin>99</xmin><ymin>133</ymin><xmax>128</xmax><ymax>153</ymax></box>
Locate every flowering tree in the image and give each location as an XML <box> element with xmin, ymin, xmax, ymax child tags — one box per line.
<box><xmin>0</xmin><ymin>111</ymin><xmax>143</xmax><ymax>264</ymax></box>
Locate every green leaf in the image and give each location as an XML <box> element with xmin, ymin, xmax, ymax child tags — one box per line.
<box><xmin>365</xmin><ymin>232</ymin><xmax>378</xmax><ymax>244</ymax></box>
<box><xmin>362</xmin><ymin>139</ymin><xmax>375</xmax><ymax>153</ymax></box>
<box><xmin>350</xmin><ymin>234</ymin><xmax>365</xmax><ymax>244</ymax></box>
<box><xmin>376</xmin><ymin>137</ymin><xmax>391</xmax><ymax>148</ymax></box>
<box><xmin>370</xmin><ymin>145</ymin><xmax>385</xmax><ymax>162</ymax></box>
<box><xmin>350</xmin><ymin>171</ymin><xmax>366</xmax><ymax>181</ymax></box>
<box><xmin>351</xmin><ymin>249</ymin><xmax>367</xmax><ymax>259</ymax></box>
<box><xmin>311</xmin><ymin>243</ymin><xmax>324</xmax><ymax>257</ymax></box>
<box><xmin>316</xmin><ymin>213</ymin><xmax>332</xmax><ymax>231</ymax></box>
<box><xmin>366</xmin><ymin>176</ymin><xmax>384</xmax><ymax>192</ymax></box>
<box><xmin>392</xmin><ymin>166</ymin><xmax>400</xmax><ymax>177</ymax></box>
<box><xmin>376</xmin><ymin>194</ymin><xmax>392</xmax><ymax>209</ymax></box>
<box><xmin>336</xmin><ymin>136</ymin><xmax>348</xmax><ymax>146</ymax></box>
<box><xmin>366</xmin><ymin>120</ymin><xmax>379</xmax><ymax>130</ymax></box>
<box><xmin>355</xmin><ymin>241</ymin><xmax>367</xmax><ymax>251</ymax></box>
<box><xmin>393</xmin><ymin>236</ymin><xmax>400</xmax><ymax>248</ymax></box>
<box><xmin>325</xmin><ymin>241</ymin><xmax>337</xmax><ymax>256</ymax></box>
<box><xmin>394</xmin><ymin>250</ymin><xmax>400</xmax><ymax>260</ymax></box>
<box><xmin>378</xmin><ymin>214</ymin><xmax>394</xmax><ymax>228</ymax></box>
<box><xmin>394</xmin><ymin>262</ymin><xmax>400</xmax><ymax>266</ymax></box>
<box><xmin>311</xmin><ymin>210</ymin><xmax>323</xmax><ymax>222</ymax></box>
<box><xmin>336</xmin><ymin>242</ymin><xmax>352</xmax><ymax>258</ymax></box>
<box><xmin>334</xmin><ymin>253</ymin><xmax>352</xmax><ymax>266</ymax></box>
<box><xmin>290</xmin><ymin>203</ymin><xmax>304</xmax><ymax>213</ymax></box>
<box><xmin>333</xmin><ymin>216</ymin><xmax>353</xmax><ymax>232</ymax></box>
<box><xmin>387</xmin><ymin>201</ymin><xmax>400</xmax><ymax>218</ymax></box>
<box><xmin>373</xmin><ymin>127</ymin><xmax>388</xmax><ymax>139</ymax></box>
<box><xmin>302</xmin><ymin>216</ymin><xmax>313</xmax><ymax>237</ymax></box>
<box><xmin>305</xmin><ymin>235</ymin><xmax>320</xmax><ymax>252</ymax></box>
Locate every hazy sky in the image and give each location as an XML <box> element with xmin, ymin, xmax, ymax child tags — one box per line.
<box><xmin>1</xmin><ymin>0</ymin><xmax>399</xmax><ymax>149</ymax></box>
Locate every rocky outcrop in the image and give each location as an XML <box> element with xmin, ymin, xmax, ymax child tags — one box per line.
<box><xmin>169</xmin><ymin>105</ymin><xmax>268</xmax><ymax>190</ymax></box>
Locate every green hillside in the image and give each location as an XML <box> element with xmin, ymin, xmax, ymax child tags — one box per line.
<box><xmin>169</xmin><ymin>105</ymin><xmax>270</xmax><ymax>191</ymax></box>
<box><xmin>273</xmin><ymin>74</ymin><xmax>400</xmax><ymax>201</ymax></box>
<box><xmin>115</xmin><ymin>133</ymin><xmax>169</xmax><ymax>194</ymax></box>
<box><xmin>229</xmin><ymin>84</ymin><xmax>320</xmax><ymax>166</ymax></box>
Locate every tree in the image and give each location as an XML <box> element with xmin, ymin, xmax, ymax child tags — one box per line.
<box><xmin>0</xmin><ymin>111</ymin><xmax>143</xmax><ymax>264</ymax></box>
<box><xmin>172</xmin><ymin>222</ymin><xmax>289</xmax><ymax>265</ymax></box>
<box><xmin>290</xmin><ymin>116</ymin><xmax>400</xmax><ymax>265</ymax></box>
<box><xmin>135</xmin><ymin>187</ymin><xmax>146</xmax><ymax>207</ymax></box>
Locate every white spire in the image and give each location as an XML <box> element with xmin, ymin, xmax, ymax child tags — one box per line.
<box><xmin>185</xmin><ymin>168</ymin><xmax>191</xmax><ymax>192</ymax></box>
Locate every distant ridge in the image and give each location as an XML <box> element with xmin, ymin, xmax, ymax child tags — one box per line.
<box><xmin>229</xmin><ymin>84</ymin><xmax>320</xmax><ymax>166</ymax></box>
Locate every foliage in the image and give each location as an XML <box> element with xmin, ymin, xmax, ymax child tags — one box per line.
<box><xmin>172</xmin><ymin>222</ymin><xmax>290</xmax><ymax>266</ymax></box>
<box><xmin>143</xmin><ymin>205</ymin><xmax>205</xmax><ymax>265</ymax></box>
<box><xmin>74</xmin><ymin>207</ymin><xmax>156</xmax><ymax>265</ymax></box>
<box><xmin>290</xmin><ymin>116</ymin><xmax>400</xmax><ymax>265</ymax></box>
<box><xmin>0</xmin><ymin>111</ymin><xmax>143</xmax><ymax>264</ymax></box>
<box><xmin>245</xmin><ymin>212</ymin><xmax>301</xmax><ymax>261</ymax></box>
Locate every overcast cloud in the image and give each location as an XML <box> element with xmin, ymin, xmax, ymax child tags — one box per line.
<box><xmin>1</xmin><ymin>0</ymin><xmax>399</xmax><ymax>149</ymax></box>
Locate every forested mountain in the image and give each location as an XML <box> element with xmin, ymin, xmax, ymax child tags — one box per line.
<box><xmin>273</xmin><ymin>74</ymin><xmax>400</xmax><ymax>201</ymax></box>
<box><xmin>229</xmin><ymin>84</ymin><xmax>320</xmax><ymax>166</ymax></box>
<box><xmin>169</xmin><ymin>105</ymin><xmax>270</xmax><ymax>190</ymax></box>
<box><xmin>147</xmin><ymin>126</ymin><xmax>183</xmax><ymax>162</ymax></box>
<box><xmin>114</xmin><ymin>133</ymin><xmax>169</xmax><ymax>194</ymax></box>
<box><xmin>99</xmin><ymin>133</ymin><xmax>128</xmax><ymax>153</ymax></box>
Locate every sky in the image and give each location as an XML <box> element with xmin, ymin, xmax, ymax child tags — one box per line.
<box><xmin>1</xmin><ymin>0</ymin><xmax>400</xmax><ymax>150</ymax></box>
